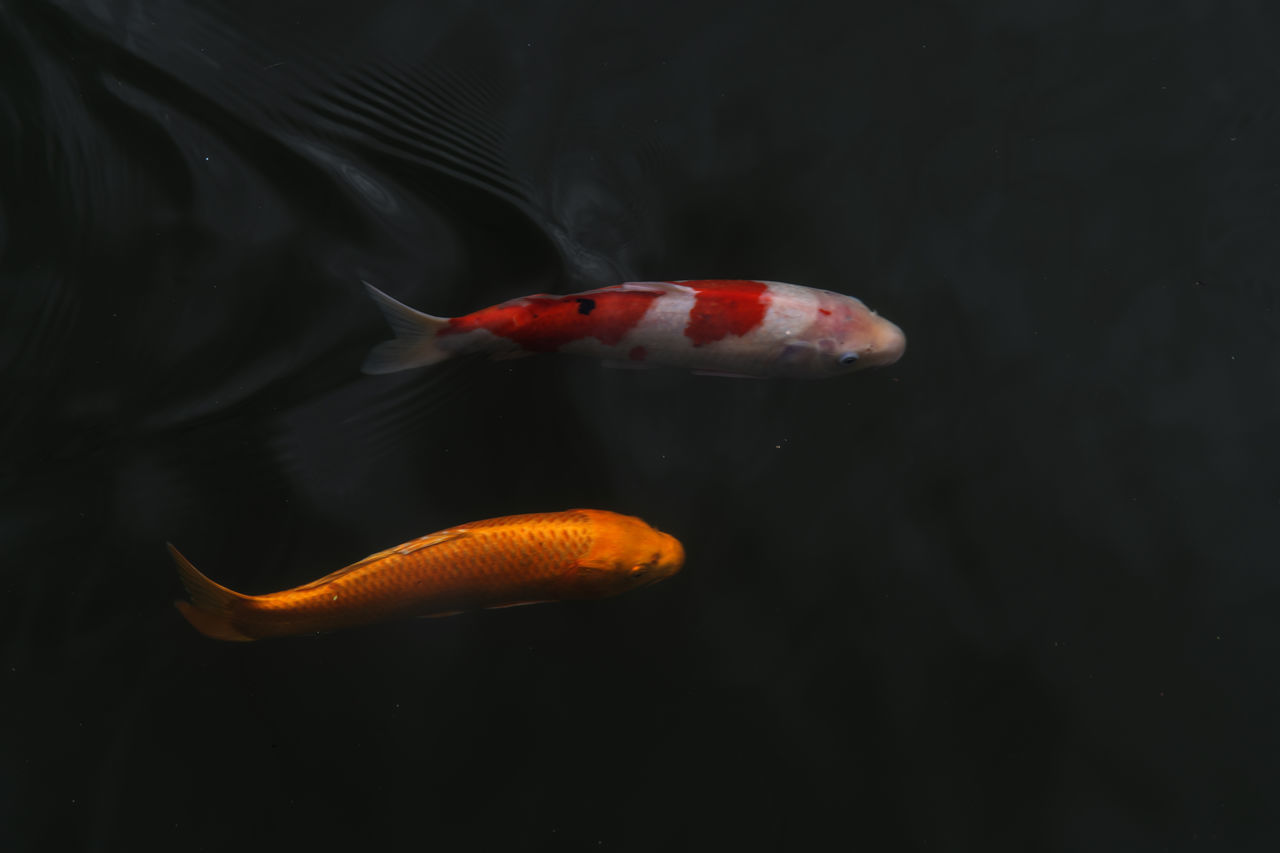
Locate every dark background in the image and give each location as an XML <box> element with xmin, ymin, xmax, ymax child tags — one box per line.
<box><xmin>3</xmin><ymin>1</ymin><xmax>1277</xmax><ymax>850</ymax></box>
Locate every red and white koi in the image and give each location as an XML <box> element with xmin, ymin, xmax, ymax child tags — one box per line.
<box><xmin>362</xmin><ymin>279</ymin><xmax>905</xmax><ymax>379</ymax></box>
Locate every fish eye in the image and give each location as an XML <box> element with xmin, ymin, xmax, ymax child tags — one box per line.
<box><xmin>839</xmin><ymin>352</ymin><xmax>860</xmax><ymax>365</ymax></box>
<box><xmin>631</xmin><ymin>553</ymin><xmax>661</xmax><ymax>574</ymax></box>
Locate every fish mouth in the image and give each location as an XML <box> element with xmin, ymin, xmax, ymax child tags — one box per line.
<box><xmin>862</xmin><ymin>317</ymin><xmax>907</xmax><ymax>367</ymax></box>
<box><xmin>663</xmin><ymin>533</ymin><xmax>685</xmax><ymax>574</ymax></box>
<box><xmin>648</xmin><ymin>532</ymin><xmax>685</xmax><ymax>582</ymax></box>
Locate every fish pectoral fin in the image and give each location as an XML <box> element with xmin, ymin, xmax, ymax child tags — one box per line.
<box><xmin>602</xmin><ymin>360</ymin><xmax>653</xmax><ymax>370</ymax></box>
<box><xmin>693</xmin><ymin>369</ymin><xmax>764</xmax><ymax>379</ymax></box>
<box><xmin>293</xmin><ymin>530</ymin><xmax>470</xmax><ymax>590</ymax></box>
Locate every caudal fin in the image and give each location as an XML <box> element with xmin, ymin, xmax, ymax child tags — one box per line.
<box><xmin>168</xmin><ymin>543</ymin><xmax>256</xmax><ymax>642</ymax></box>
<box><xmin>362</xmin><ymin>282</ymin><xmax>454</xmax><ymax>374</ymax></box>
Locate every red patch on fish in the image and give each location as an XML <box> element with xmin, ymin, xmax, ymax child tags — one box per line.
<box><xmin>680</xmin><ymin>280</ymin><xmax>770</xmax><ymax>347</ymax></box>
<box><xmin>443</xmin><ymin>289</ymin><xmax>662</xmax><ymax>351</ymax></box>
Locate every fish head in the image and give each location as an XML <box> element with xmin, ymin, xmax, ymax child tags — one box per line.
<box><xmin>776</xmin><ymin>291</ymin><xmax>906</xmax><ymax>377</ymax></box>
<box><xmin>557</xmin><ymin>511</ymin><xmax>685</xmax><ymax>599</ymax></box>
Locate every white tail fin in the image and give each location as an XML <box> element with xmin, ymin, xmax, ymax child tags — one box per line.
<box><xmin>362</xmin><ymin>282</ymin><xmax>454</xmax><ymax>374</ymax></box>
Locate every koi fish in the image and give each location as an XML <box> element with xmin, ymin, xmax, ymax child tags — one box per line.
<box><xmin>170</xmin><ymin>510</ymin><xmax>684</xmax><ymax>641</ymax></box>
<box><xmin>362</xmin><ymin>279</ymin><xmax>905</xmax><ymax>379</ymax></box>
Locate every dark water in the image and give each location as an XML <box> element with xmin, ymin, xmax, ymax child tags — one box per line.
<box><xmin>3</xmin><ymin>1</ymin><xmax>1278</xmax><ymax>849</ymax></box>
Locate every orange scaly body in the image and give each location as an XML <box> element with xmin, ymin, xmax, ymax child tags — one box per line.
<box><xmin>170</xmin><ymin>509</ymin><xmax>684</xmax><ymax>641</ymax></box>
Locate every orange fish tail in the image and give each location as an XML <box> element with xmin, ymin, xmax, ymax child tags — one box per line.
<box><xmin>168</xmin><ymin>543</ymin><xmax>256</xmax><ymax>642</ymax></box>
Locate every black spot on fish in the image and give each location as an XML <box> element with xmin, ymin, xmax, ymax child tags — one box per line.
<box><xmin>576</xmin><ymin>297</ymin><xmax>596</xmax><ymax>315</ymax></box>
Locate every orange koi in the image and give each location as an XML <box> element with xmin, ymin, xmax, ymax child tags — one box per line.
<box><xmin>171</xmin><ymin>509</ymin><xmax>684</xmax><ymax>641</ymax></box>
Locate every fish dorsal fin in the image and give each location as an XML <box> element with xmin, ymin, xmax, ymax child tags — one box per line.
<box><xmin>292</xmin><ymin>530</ymin><xmax>469</xmax><ymax>590</ymax></box>
<box><xmin>608</xmin><ymin>281</ymin><xmax>693</xmax><ymax>295</ymax></box>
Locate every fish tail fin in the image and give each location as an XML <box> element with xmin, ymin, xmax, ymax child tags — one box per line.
<box><xmin>168</xmin><ymin>543</ymin><xmax>256</xmax><ymax>642</ymax></box>
<box><xmin>362</xmin><ymin>282</ymin><xmax>455</xmax><ymax>374</ymax></box>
